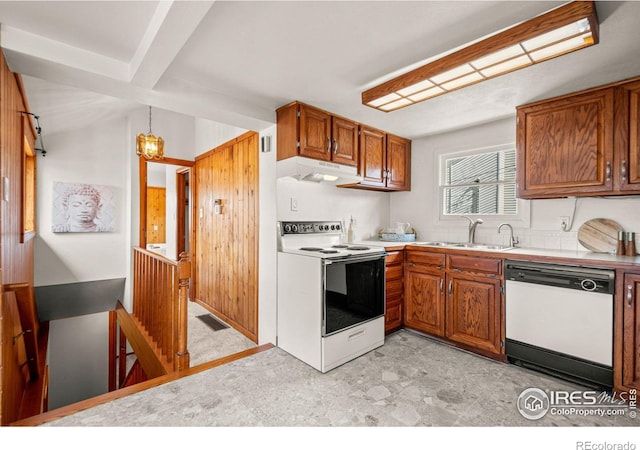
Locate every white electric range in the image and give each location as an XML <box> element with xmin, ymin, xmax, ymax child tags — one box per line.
<box><xmin>277</xmin><ymin>221</ymin><xmax>386</xmax><ymax>372</ymax></box>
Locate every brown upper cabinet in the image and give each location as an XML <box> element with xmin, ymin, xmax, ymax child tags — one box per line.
<box><xmin>276</xmin><ymin>101</ymin><xmax>411</xmax><ymax>191</ymax></box>
<box><xmin>358</xmin><ymin>127</ymin><xmax>411</xmax><ymax>191</ymax></box>
<box><xmin>276</xmin><ymin>102</ymin><xmax>358</xmax><ymax>166</ymax></box>
<box><xmin>516</xmin><ymin>75</ymin><xmax>640</xmax><ymax>199</ymax></box>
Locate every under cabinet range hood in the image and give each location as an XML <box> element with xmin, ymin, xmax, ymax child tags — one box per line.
<box><xmin>277</xmin><ymin>156</ymin><xmax>363</xmax><ymax>184</ymax></box>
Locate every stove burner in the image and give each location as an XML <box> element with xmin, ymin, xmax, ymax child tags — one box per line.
<box><xmin>347</xmin><ymin>246</ymin><xmax>370</xmax><ymax>251</ymax></box>
<box><xmin>320</xmin><ymin>250</ymin><xmax>339</xmax><ymax>254</ymax></box>
<box><xmin>332</xmin><ymin>245</ymin><xmax>349</xmax><ymax>248</ymax></box>
<box><xmin>299</xmin><ymin>247</ymin><xmax>323</xmax><ymax>251</ymax></box>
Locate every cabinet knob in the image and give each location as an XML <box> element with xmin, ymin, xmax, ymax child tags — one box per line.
<box><xmin>628</xmin><ymin>284</ymin><xmax>634</xmax><ymax>308</ymax></box>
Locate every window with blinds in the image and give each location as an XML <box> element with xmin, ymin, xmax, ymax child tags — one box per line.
<box><xmin>441</xmin><ymin>147</ymin><xmax>516</xmax><ymax>215</ymax></box>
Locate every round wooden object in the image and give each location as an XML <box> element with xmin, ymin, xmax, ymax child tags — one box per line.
<box><xmin>577</xmin><ymin>218</ymin><xmax>624</xmax><ymax>253</ymax></box>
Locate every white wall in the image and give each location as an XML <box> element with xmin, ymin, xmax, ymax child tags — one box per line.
<box><xmin>36</xmin><ymin>107</ymin><xmax>196</xmax><ymax>304</ymax></box>
<box><xmin>259</xmin><ymin>126</ymin><xmax>277</xmax><ymax>345</ymax></box>
<box><xmin>391</xmin><ymin>116</ymin><xmax>640</xmax><ymax>251</ymax></box>
<box><xmin>34</xmin><ymin>117</ymin><xmax>129</xmax><ymax>286</ymax></box>
<box><xmin>194</xmin><ymin>118</ymin><xmax>248</xmax><ymax>154</ymax></box>
<box><xmin>277</xmin><ymin>181</ymin><xmax>390</xmax><ymax>241</ymax></box>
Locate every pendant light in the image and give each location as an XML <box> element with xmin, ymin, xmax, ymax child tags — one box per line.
<box><xmin>136</xmin><ymin>105</ymin><xmax>164</xmax><ymax>159</ymax></box>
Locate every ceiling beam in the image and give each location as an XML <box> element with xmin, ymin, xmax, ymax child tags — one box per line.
<box><xmin>3</xmin><ymin>47</ymin><xmax>274</xmax><ymax>132</ymax></box>
<box><xmin>129</xmin><ymin>1</ymin><xmax>215</xmax><ymax>89</ymax></box>
<box><xmin>0</xmin><ymin>25</ymin><xmax>129</xmax><ymax>81</ymax></box>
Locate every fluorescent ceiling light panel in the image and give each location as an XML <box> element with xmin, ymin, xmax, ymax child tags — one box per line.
<box><xmin>480</xmin><ymin>55</ymin><xmax>533</xmax><ymax>78</ymax></box>
<box><xmin>408</xmin><ymin>86</ymin><xmax>445</xmax><ymax>102</ymax></box>
<box><xmin>397</xmin><ymin>79</ymin><xmax>436</xmax><ymax>97</ymax></box>
<box><xmin>430</xmin><ymin>64</ymin><xmax>475</xmax><ymax>85</ymax></box>
<box><xmin>529</xmin><ymin>34</ymin><xmax>594</xmax><ymax>62</ymax></box>
<box><xmin>367</xmin><ymin>93</ymin><xmax>401</xmax><ymax>107</ymax></box>
<box><xmin>362</xmin><ymin>1</ymin><xmax>599</xmax><ymax>112</ymax></box>
<box><xmin>471</xmin><ymin>45</ymin><xmax>525</xmax><ymax>70</ymax></box>
<box><xmin>379</xmin><ymin>98</ymin><xmax>413</xmax><ymax>111</ymax></box>
<box><xmin>441</xmin><ymin>72</ymin><xmax>484</xmax><ymax>91</ymax></box>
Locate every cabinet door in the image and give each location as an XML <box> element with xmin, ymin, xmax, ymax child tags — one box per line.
<box><xmin>621</xmin><ymin>273</ymin><xmax>640</xmax><ymax>390</ymax></box>
<box><xmin>385</xmin><ymin>251</ymin><xmax>404</xmax><ymax>333</ymax></box>
<box><xmin>516</xmin><ymin>88</ymin><xmax>615</xmax><ymax>198</ymax></box>
<box><xmin>332</xmin><ymin>116</ymin><xmax>359</xmax><ymax>167</ymax></box>
<box><xmin>299</xmin><ymin>104</ymin><xmax>332</xmax><ymax>161</ymax></box>
<box><xmin>359</xmin><ymin>126</ymin><xmax>387</xmax><ymax>187</ymax></box>
<box><xmin>404</xmin><ymin>265</ymin><xmax>445</xmax><ymax>336</ymax></box>
<box><xmin>446</xmin><ymin>272</ymin><xmax>502</xmax><ymax>355</ymax></box>
<box><xmin>386</xmin><ymin>134</ymin><xmax>411</xmax><ymax>190</ymax></box>
<box><xmin>617</xmin><ymin>82</ymin><xmax>640</xmax><ymax>191</ymax></box>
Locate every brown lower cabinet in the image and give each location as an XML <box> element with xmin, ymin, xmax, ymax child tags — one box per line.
<box><xmin>404</xmin><ymin>250</ymin><xmax>504</xmax><ymax>359</ymax></box>
<box><xmin>617</xmin><ymin>271</ymin><xmax>640</xmax><ymax>394</ymax></box>
<box><xmin>384</xmin><ymin>250</ymin><xmax>404</xmax><ymax>333</ymax></box>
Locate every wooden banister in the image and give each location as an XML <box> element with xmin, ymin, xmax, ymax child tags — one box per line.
<box><xmin>4</xmin><ymin>283</ymin><xmax>40</xmax><ymax>381</ymax></box>
<box><xmin>131</xmin><ymin>248</ymin><xmax>190</xmax><ymax>371</ymax></box>
<box><xmin>114</xmin><ymin>302</ymin><xmax>171</xmax><ymax>379</ymax></box>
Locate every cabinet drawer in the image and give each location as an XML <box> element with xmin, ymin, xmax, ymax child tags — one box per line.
<box><xmin>385</xmin><ymin>251</ymin><xmax>404</xmax><ymax>265</ymax></box>
<box><xmin>447</xmin><ymin>254</ymin><xmax>501</xmax><ymax>275</ymax></box>
<box><xmin>385</xmin><ymin>264</ymin><xmax>403</xmax><ymax>281</ymax></box>
<box><xmin>405</xmin><ymin>251</ymin><xmax>445</xmax><ymax>267</ymax></box>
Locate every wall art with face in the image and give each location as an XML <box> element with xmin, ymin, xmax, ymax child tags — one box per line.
<box><xmin>52</xmin><ymin>182</ymin><xmax>115</xmax><ymax>233</ymax></box>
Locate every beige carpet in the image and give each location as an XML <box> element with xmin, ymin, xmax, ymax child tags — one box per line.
<box><xmin>186</xmin><ymin>301</ymin><xmax>257</xmax><ymax>367</ymax></box>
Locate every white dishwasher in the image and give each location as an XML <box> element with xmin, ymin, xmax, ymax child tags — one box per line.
<box><xmin>505</xmin><ymin>260</ymin><xmax>614</xmax><ymax>389</ymax></box>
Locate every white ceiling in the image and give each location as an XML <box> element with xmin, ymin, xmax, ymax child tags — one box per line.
<box><xmin>1</xmin><ymin>1</ymin><xmax>640</xmax><ymax>141</ymax></box>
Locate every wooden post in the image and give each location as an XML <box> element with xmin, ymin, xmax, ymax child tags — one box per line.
<box><xmin>118</xmin><ymin>325</ymin><xmax>127</xmax><ymax>388</ymax></box>
<box><xmin>108</xmin><ymin>310</ymin><xmax>116</xmax><ymax>392</ymax></box>
<box><xmin>175</xmin><ymin>252</ymin><xmax>191</xmax><ymax>371</ymax></box>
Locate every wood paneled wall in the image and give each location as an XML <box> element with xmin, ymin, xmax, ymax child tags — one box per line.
<box><xmin>0</xmin><ymin>50</ymin><xmax>37</xmax><ymax>425</ymax></box>
<box><xmin>146</xmin><ymin>187</ymin><xmax>166</xmax><ymax>244</ymax></box>
<box><xmin>194</xmin><ymin>131</ymin><xmax>259</xmax><ymax>342</ymax></box>
<box><xmin>1</xmin><ymin>52</ymin><xmax>35</xmax><ymax>285</ymax></box>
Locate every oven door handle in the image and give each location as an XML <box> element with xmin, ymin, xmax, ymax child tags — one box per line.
<box><xmin>323</xmin><ymin>254</ymin><xmax>387</xmax><ymax>265</ymax></box>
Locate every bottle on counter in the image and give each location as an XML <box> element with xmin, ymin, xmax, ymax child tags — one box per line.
<box><xmin>347</xmin><ymin>216</ymin><xmax>355</xmax><ymax>244</ymax></box>
<box><xmin>617</xmin><ymin>231</ymin><xmax>627</xmax><ymax>256</ymax></box>
<box><xmin>626</xmin><ymin>231</ymin><xmax>637</xmax><ymax>256</ymax></box>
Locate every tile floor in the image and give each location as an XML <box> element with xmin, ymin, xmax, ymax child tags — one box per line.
<box><xmin>44</xmin><ymin>329</ymin><xmax>637</xmax><ymax>428</ymax></box>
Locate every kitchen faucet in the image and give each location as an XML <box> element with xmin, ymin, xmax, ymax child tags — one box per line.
<box><xmin>498</xmin><ymin>223</ymin><xmax>519</xmax><ymax>247</ymax></box>
<box><xmin>463</xmin><ymin>216</ymin><xmax>483</xmax><ymax>243</ymax></box>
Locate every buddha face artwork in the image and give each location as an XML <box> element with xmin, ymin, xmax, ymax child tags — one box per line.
<box><xmin>52</xmin><ymin>182</ymin><xmax>115</xmax><ymax>233</ymax></box>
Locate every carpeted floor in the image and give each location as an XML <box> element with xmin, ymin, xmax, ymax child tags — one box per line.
<box><xmin>187</xmin><ymin>301</ymin><xmax>256</xmax><ymax>366</ymax></box>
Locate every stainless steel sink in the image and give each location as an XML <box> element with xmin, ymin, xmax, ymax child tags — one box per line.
<box><xmin>420</xmin><ymin>241</ymin><xmax>455</xmax><ymax>246</ymax></box>
<box><xmin>419</xmin><ymin>242</ymin><xmax>514</xmax><ymax>251</ymax></box>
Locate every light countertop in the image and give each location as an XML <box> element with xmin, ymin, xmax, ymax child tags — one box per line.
<box><xmin>356</xmin><ymin>240</ymin><xmax>640</xmax><ymax>267</ymax></box>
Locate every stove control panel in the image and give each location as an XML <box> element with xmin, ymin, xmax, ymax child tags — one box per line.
<box><xmin>280</xmin><ymin>221</ymin><xmax>342</xmax><ymax>235</ymax></box>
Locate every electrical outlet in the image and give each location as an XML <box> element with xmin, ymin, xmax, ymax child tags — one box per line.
<box><xmin>290</xmin><ymin>197</ymin><xmax>298</xmax><ymax>212</ymax></box>
<box><xmin>559</xmin><ymin>216</ymin><xmax>570</xmax><ymax>230</ymax></box>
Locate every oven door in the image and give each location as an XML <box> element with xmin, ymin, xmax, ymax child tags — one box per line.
<box><xmin>322</xmin><ymin>254</ymin><xmax>385</xmax><ymax>336</ymax></box>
